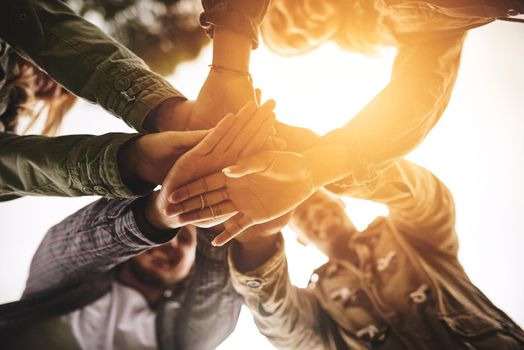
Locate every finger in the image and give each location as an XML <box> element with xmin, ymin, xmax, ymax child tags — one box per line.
<box><xmin>216</xmin><ymin>100</ymin><xmax>276</xmax><ymax>155</ymax></box>
<box><xmin>223</xmin><ymin>152</ymin><xmax>275</xmax><ymax>178</ymax></box>
<box><xmin>165</xmin><ymin>188</ymin><xmax>229</xmax><ymax>216</ymax></box>
<box><xmin>211</xmin><ymin>214</ymin><xmax>255</xmax><ymax>246</ymax></box>
<box><xmin>190</xmin><ymin>113</ymin><xmax>235</xmax><ymax>155</ymax></box>
<box><xmin>167</xmin><ymin>130</ymin><xmax>209</xmax><ymax>150</ymax></box>
<box><xmin>213</xmin><ymin>102</ymin><xmax>258</xmax><ymax>154</ymax></box>
<box><xmin>169</xmin><ymin>172</ymin><xmax>227</xmax><ymax>203</ymax></box>
<box><xmin>178</xmin><ymin>201</ymin><xmax>238</xmax><ymax>224</ymax></box>
<box><xmin>269</xmin><ymin>136</ymin><xmax>287</xmax><ymax>150</ymax></box>
<box><xmin>239</xmin><ymin>112</ymin><xmax>276</xmax><ymax>157</ymax></box>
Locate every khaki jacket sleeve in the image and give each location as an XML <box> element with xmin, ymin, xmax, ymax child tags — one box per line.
<box><xmin>0</xmin><ymin>132</ymin><xmax>153</xmax><ymax>200</ymax></box>
<box><xmin>228</xmin><ymin>234</ymin><xmax>325</xmax><ymax>349</ymax></box>
<box><xmin>321</xmin><ymin>34</ymin><xmax>466</xmax><ymax>184</ymax></box>
<box><xmin>0</xmin><ymin>0</ymin><xmax>185</xmax><ymax>131</ymax></box>
<box><xmin>327</xmin><ymin>159</ymin><xmax>458</xmax><ymax>255</ymax></box>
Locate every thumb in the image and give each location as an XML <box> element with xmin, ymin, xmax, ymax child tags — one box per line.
<box><xmin>223</xmin><ymin>152</ymin><xmax>274</xmax><ymax>178</ymax></box>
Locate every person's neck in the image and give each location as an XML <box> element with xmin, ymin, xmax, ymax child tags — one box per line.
<box><xmin>117</xmin><ymin>265</ymin><xmax>166</xmax><ymax>307</ymax></box>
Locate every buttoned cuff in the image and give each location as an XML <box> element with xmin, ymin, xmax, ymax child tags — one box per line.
<box><xmin>131</xmin><ymin>196</ymin><xmax>180</xmax><ymax>244</ymax></box>
<box><xmin>228</xmin><ymin>234</ymin><xmax>285</xmax><ymax>293</ymax></box>
<box><xmin>88</xmin><ymin>61</ymin><xmax>186</xmax><ymax>132</ymax></box>
<box><xmin>200</xmin><ymin>3</ymin><xmax>261</xmax><ymax>49</ymax></box>
<box><xmin>105</xmin><ymin>198</ymin><xmax>176</xmax><ymax>248</ymax></box>
<box><xmin>66</xmin><ymin>133</ymin><xmax>155</xmax><ymax>199</ymax></box>
<box><xmin>196</xmin><ymin>227</ymin><xmax>229</xmax><ymax>262</ymax></box>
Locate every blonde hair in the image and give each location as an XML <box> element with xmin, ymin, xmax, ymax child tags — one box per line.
<box><xmin>1</xmin><ymin>53</ymin><xmax>76</xmax><ymax>135</ymax></box>
<box><xmin>262</xmin><ymin>0</ymin><xmax>388</xmax><ymax>55</ymax></box>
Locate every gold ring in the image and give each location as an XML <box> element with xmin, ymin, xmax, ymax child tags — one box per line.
<box><xmin>199</xmin><ymin>194</ymin><xmax>205</xmax><ymax>210</ymax></box>
<box><xmin>210</xmin><ymin>206</ymin><xmax>216</xmax><ymax>218</ymax></box>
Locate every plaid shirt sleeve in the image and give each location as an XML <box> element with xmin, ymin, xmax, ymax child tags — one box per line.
<box><xmin>200</xmin><ymin>0</ymin><xmax>269</xmax><ymax>48</ymax></box>
<box><xmin>23</xmin><ymin>197</ymin><xmax>178</xmax><ymax>298</ymax></box>
<box><xmin>0</xmin><ymin>0</ymin><xmax>185</xmax><ymax>131</ymax></box>
<box><xmin>171</xmin><ymin>228</ymin><xmax>242</xmax><ymax>349</ymax></box>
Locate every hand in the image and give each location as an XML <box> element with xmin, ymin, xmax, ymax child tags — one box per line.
<box><xmin>118</xmin><ymin>129</ymin><xmax>208</xmax><ymax>187</ymax></box>
<box><xmin>143</xmin><ymin>98</ymin><xmax>194</xmax><ymax>132</ymax></box>
<box><xmin>167</xmin><ymin>150</ymin><xmax>319</xmax><ymax>245</ymax></box>
<box><xmin>188</xmin><ymin>69</ymin><xmax>256</xmax><ymax>130</ymax></box>
<box><xmin>155</xmin><ymin>101</ymin><xmax>277</xmax><ymax>227</ymax></box>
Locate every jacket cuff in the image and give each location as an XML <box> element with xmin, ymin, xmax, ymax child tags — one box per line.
<box><xmin>200</xmin><ymin>2</ymin><xmax>266</xmax><ymax>49</ymax></box>
<box><xmin>66</xmin><ymin>133</ymin><xmax>155</xmax><ymax>199</ymax></box>
<box><xmin>86</xmin><ymin>60</ymin><xmax>186</xmax><ymax>132</ymax></box>
<box><xmin>130</xmin><ymin>196</ymin><xmax>180</xmax><ymax>244</ymax></box>
<box><xmin>104</xmin><ymin>198</ymin><xmax>175</xmax><ymax>248</ymax></box>
<box><xmin>228</xmin><ymin>233</ymin><xmax>285</xmax><ymax>294</ymax></box>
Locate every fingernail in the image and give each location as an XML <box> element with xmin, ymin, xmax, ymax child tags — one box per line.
<box><xmin>222</xmin><ymin>167</ymin><xmax>231</xmax><ymax>174</ymax></box>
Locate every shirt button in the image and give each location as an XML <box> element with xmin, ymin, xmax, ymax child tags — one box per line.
<box><xmin>94</xmin><ymin>185</ymin><xmax>109</xmax><ymax>196</ymax></box>
<box><xmin>82</xmin><ymin>186</ymin><xmax>94</xmax><ymax>195</ymax></box>
<box><xmin>114</xmin><ymin>76</ymin><xmax>131</xmax><ymax>91</ymax></box>
<box><xmin>409</xmin><ymin>284</ymin><xmax>429</xmax><ymax>304</ymax></box>
<box><xmin>246</xmin><ymin>279</ymin><xmax>262</xmax><ymax>289</ymax></box>
<box><xmin>507</xmin><ymin>8</ymin><xmax>519</xmax><ymax>16</ymax></box>
<box><xmin>19</xmin><ymin>12</ymin><xmax>28</xmax><ymax>21</ymax></box>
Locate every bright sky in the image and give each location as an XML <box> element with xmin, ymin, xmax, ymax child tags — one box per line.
<box><xmin>0</xmin><ymin>20</ymin><xmax>523</xmax><ymax>349</ymax></box>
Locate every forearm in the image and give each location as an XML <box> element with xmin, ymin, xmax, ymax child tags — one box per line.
<box><xmin>24</xmin><ymin>198</ymin><xmax>178</xmax><ymax>298</ymax></box>
<box><xmin>316</xmin><ymin>34</ymin><xmax>466</xmax><ymax>184</ymax></box>
<box><xmin>0</xmin><ymin>0</ymin><xmax>185</xmax><ymax>131</ymax></box>
<box><xmin>229</xmin><ymin>234</ymin><xmax>324</xmax><ymax>349</ymax></box>
<box><xmin>0</xmin><ymin>132</ymin><xmax>152</xmax><ymax>200</ymax></box>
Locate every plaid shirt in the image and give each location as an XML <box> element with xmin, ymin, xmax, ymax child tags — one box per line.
<box><xmin>0</xmin><ymin>198</ymin><xmax>241</xmax><ymax>349</ymax></box>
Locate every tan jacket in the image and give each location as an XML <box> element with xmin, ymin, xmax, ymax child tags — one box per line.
<box><xmin>230</xmin><ymin>160</ymin><xmax>524</xmax><ymax>349</ymax></box>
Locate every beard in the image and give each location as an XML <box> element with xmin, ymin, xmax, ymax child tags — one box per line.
<box><xmin>127</xmin><ymin>258</ymin><xmax>174</xmax><ymax>290</ymax></box>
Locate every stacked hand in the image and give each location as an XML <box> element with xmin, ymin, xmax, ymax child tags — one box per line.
<box><xmin>144</xmin><ymin>101</ymin><xmax>278</xmax><ymax>230</ymax></box>
<box><xmin>167</xmin><ymin>150</ymin><xmax>319</xmax><ymax>245</ymax></box>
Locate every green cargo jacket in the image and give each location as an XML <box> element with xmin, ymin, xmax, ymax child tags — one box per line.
<box><xmin>0</xmin><ymin>0</ymin><xmax>187</xmax><ymax>200</ymax></box>
<box><xmin>229</xmin><ymin>160</ymin><xmax>524</xmax><ymax>349</ymax></box>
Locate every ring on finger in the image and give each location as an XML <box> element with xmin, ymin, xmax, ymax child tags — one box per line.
<box><xmin>209</xmin><ymin>205</ymin><xmax>216</xmax><ymax>218</ymax></box>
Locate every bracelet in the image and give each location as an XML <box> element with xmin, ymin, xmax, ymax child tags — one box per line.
<box><xmin>209</xmin><ymin>64</ymin><xmax>251</xmax><ymax>78</ymax></box>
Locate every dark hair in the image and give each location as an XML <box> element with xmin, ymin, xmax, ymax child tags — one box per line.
<box><xmin>1</xmin><ymin>52</ymin><xmax>76</xmax><ymax>135</ymax></box>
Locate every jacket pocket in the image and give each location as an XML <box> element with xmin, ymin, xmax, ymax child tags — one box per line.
<box><xmin>439</xmin><ymin>311</ymin><xmax>524</xmax><ymax>350</ymax></box>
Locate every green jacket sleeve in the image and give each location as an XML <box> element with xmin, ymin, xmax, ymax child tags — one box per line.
<box><xmin>0</xmin><ymin>132</ymin><xmax>154</xmax><ymax>201</ymax></box>
<box><xmin>0</xmin><ymin>0</ymin><xmax>185</xmax><ymax>131</ymax></box>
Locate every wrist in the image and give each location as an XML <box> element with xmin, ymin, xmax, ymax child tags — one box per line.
<box><xmin>143</xmin><ymin>98</ymin><xmax>192</xmax><ymax>132</ymax></box>
<box><xmin>233</xmin><ymin>234</ymin><xmax>281</xmax><ymax>272</ymax></box>
<box><xmin>303</xmin><ymin>143</ymin><xmax>353</xmax><ymax>188</ymax></box>
<box><xmin>212</xmin><ymin>27</ymin><xmax>251</xmax><ymax>71</ymax></box>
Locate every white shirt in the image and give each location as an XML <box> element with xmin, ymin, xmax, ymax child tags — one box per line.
<box><xmin>61</xmin><ymin>282</ymin><xmax>157</xmax><ymax>350</ymax></box>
